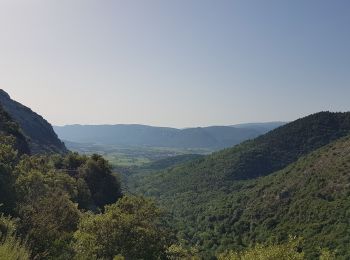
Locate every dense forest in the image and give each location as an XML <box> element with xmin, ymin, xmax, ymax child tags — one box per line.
<box><xmin>127</xmin><ymin>112</ymin><xmax>350</xmax><ymax>259</ymax></box>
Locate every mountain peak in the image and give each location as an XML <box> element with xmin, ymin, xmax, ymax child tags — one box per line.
<box><xmin>0</xmin><ymin>89</ymin><xmax>11</xmax><ymax>99</ymax></box>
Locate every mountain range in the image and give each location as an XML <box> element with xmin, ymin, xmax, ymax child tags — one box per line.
<box><xmin>54</xmin><ymin>122</ymin><xmax>285</xmax><ymax>150</ymax></box>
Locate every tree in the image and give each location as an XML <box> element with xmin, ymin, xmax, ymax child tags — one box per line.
<box><xmin>78</xmin><ymin>154</ymin><xmax>122</xmax><ymax>209</ymax></box>
<box><xmin>0</xmin><ymin>214</ymin><xmax>31</xmax><ymax>260</ymax></box>
<box><xmin>0</xmin><ymin>136</ymin><xmax>18</xmax><ymax>214</ymax></box>
<box><xmin>73</xmin><ymin>196</ymin><xmax>170</xmax><ymax>259</ymax></box>
<box><xmin>18</xmin><ymin>192</ymin><xmax>80</xmax><ymax>259</ymax></box>
<box><xmin>217</xmin><ymin>237</ymin><xmax>304</xmax><ymax>260</ymax></box>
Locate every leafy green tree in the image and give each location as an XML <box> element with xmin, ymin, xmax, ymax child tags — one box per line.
<box><xmin>73</xmin><ymin>196</ymin><xmax>170</xmax><ymax>259</ymax></box>
<box><xmin>18</xmin><ymin>192</ymin><xmax>80</xmax><ymax>259</ymax></box>
<box><xmin>0</xmin><ymin>136</ymin><xmax>18</xmax><ymax>214</ymax></box>
<box><xmin>0</xmin><ymin>214</ymin><xmax>31</xmax><ymax>260</ymax></box>
<box><xmin>166</xmin><ymin>244</ymin><xmax>200</xmax><ymax>260</ymax></box>
<box><xmin>217</xmin><ymin>237</ymin><xmax>304</xmax><ymax>260</ymax></box>
<box><xmin>62</xmin><ymin>152</ymin><xmax>87</xmax><ymax>171</ymax></box>
<box><xmin>78</xmin><ymin>154</ymin><xmax>122</xmax><ymax>209</ymax></box>
<box><xmin>319</xmin><ymin>249</ymin><xmax>336</xmax><ymax>260</ymax></box>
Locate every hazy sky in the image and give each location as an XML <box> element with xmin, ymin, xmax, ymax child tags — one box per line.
<box><xmin>0</xmin><ymin>0</ymin><xmax>349</xmax><ymax>127</ymax></box>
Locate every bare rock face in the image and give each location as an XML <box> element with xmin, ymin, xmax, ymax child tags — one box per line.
<box><xmin>0</xmin><ymin>89</ymin><xmax>67</xmax><ymax>154</ymax></box>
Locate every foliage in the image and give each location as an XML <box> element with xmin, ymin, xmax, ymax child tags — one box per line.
<box><xmin>0</xmin><ymin>125</ymin><xmax>125</xmax><ymax>259</ymax></box>
<box><xmin>11</xmin><ymin>152</ymin><xmax>123</xmax><ymax>259</ymax></box>
<box><xmin>217</xmin><ymin>237</ymin><xmax>304</xmax><ymax>260</ymax></box>
<box><xmin>73</xmin><ymin>196</ymin><xmax>171</xmax><ymax>259</ymax></box>
<box><xmin>319</xmin><ymin>249</ymin><xmax>336</xmax><ymax>260</ymax></box>
<box><xmin>166</xmin><ymin>244</ymin><xmax>200</xmax><ymax>260</ymax></box>
<box><xmin>78</xmin><ymin>154</ymin><xmax>122</xmax><ymax>208</ymax></box>
<box><xmin>0</xmin><ymin>231</ymin><xmax>31</xmax><ymax>260</ymax></box>
<box><xmin>18</xmin><ymin>192</ymin><xmax>80</xmax><ymax>259</ymax></box>
<box><xmin>0</xmin><ymin>137</ymin><xmax>18</xmax><ymax>214</ymax></box>
<box><xmin>0</xmin><ymin>214</ymin><xmax>31</xmax><ymax>260</ymax></box>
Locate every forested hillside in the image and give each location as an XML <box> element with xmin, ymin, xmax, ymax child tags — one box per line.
<box><xmin>129</xmin><ymin>112</ymin><xmax>350</xmax><ymax>193</ymax></box>
<box><xmin>127</xmin><ymin>112</ymin><xmax>350</xmax><ymax>258</ymax></box>
<box><xmin>0</xmin><ymin>90</ymin><xmax>67</xmax><ymax>154</ymax></box>
<box><xmin>180</xmin><ymin>135</ymin><xmax>350</xmax><ymax>259</ymax></box>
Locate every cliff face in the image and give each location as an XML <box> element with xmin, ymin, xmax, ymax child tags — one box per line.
<box><xmin>0</xmin><ymin>103</ymin><xmax>30</xmax><ymax>155</ymax></box>
<box><xmin>0</xmin><ymin>90</ymin><xmax>67</xmax><ymax>154</ymax></box>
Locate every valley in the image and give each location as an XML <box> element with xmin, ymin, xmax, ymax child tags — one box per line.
<box><xmin>64</xmin><ymin>141</ymin><xmax>211</xmax><ymax>167</ymax></box>
<box><xmin>1</xmin><ymin>1</ymin><xmax>349</xmax><ymax>259</ymax></box>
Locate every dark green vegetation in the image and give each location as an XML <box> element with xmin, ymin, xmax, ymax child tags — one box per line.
<box><xmin>0</xmin><ymin>128</ymin><xmax>173</xmax><ymax>259</ymax></box>
<box><xmin>1</xmin><ymin>144</ymin><xmax>122</xmax><ymax>257</ymax></box>
<box><xmin>54</xmin><ymin>122</ymin><xmax>283</xmax><ymax>151</ymax></box>
<box><xmin>0</xmin><ymin>89</ymin><xmax>67</xmax><ymax>154</ymax></box>
<box><xmin>127</xmin><ymin>112</ymin><xmax>350</xmax><ymax>258</ymax></box>
<box><xmin>74</xmin><ymin>196</ymin><xmax>171</xmax><ymax>259</ymax></box>
<box><xmin>136</xmin><ymin>154</ymin><xmax>204</xmax><ymax>172</ymax></box>
<box><xmin>0</xmin><ymin>95</ymin><xmax>176</xmax><ymax>259</ymax></box>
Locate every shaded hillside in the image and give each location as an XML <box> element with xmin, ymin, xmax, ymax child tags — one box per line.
<box><xmin>0</xmin><ymin>104</ymin><xmax>30</xmax><ymax>155</ymax></box>
<box><xmin>172</xmin><ymin>135</ymin><xmax>350</xmax><ymax>258</ymax></box>
<box><xmin>137</xmin><ymin>154</ymin><xmax>204</xmax><ymax>172</ymax></box>
<box><xmin>127</xmin><ymin>111</ymin><xmax>350</xmax><ymax>257</ymax></box>
<box><xmin>217</xmin><ymin>135</ymin><xmax>350</xmax><ymax>258</ymax></box>
<box><xmin>53</xmin><ymin>123</ymin><xmax>279</xmax><ymax>150</ymax></box>
<box><xmin>130</xmin><ymin>112</ymin><xmax>350</xmax><ymax>194</ymax></box>
<box><xmin>0</xmin><ymin>90</ymin><xmax>67</xmax><ymax>154</ymax></box>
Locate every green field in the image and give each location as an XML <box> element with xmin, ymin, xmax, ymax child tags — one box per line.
<box><xmin>65</xmin><ymin>141</ymin><xmax>211</xmax><ymax>167</ymax></box>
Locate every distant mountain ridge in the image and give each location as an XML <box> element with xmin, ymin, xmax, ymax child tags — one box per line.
<box><xmin>0</xmin><ymin>89</ymin><xmax>67</xmax><ymax>154</ymax></box>
<box><xmin>54</xmin><ymin>123</ymin><xmax>283</xmax><ymax>150</ymax></box>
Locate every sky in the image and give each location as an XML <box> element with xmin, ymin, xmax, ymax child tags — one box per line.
<box><xmin>0</xmin><ymin>0</ymin><xmax>349</xmax><ymax>128</ymax></box>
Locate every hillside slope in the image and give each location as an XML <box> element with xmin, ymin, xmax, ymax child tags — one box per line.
<box><xmin>0</xmin><ymin>103</ymin><xmax>30</xmax><ymax>155</ymax></box>
<box><xmin>184</xmin><ymin>135</ymin><xmax>350</xmax><ymax>258</ymax></box>
<box><xmin>130</xmin><ymin>112</ymin><xmax>350</xmax><ymax>193</ymax></box>
<box><xmin>127</xmin><ymin>111</ymin><xmax>350</xmax><ymax>257</ymax></box>
<box><xmin>0</xmin><ymin>90</ymin><xmax>67</xmax><ymax>154</ymax></box>
<box><xmin>53</xmin><ymin>124</ymin><xmax>278</xmax><ymax>150</ymax></box>
<box><xmin>221</xmin><ymin>136</ymin><xmax>350</xmax><ymax>259</ymax></box>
